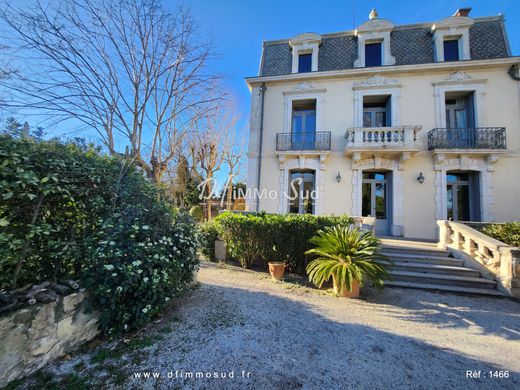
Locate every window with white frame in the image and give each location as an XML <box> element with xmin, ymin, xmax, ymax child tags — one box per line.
<box><xmin>289</xmin><ymin>33</ymin><xmax>322</xmax><ymax>73</ymax></box>
<box><xmin>354</xmin><ymin>19</ymin><xmax>395</xmax><ymax>68</ymax></box>
<box><xmin>432</xmin><ymin>16</ymin><xmax>474</xmax><ymax>62</ymax></box>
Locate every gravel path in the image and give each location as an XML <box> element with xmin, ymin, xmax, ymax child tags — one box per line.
<box><xmin>20</xmin><ymin>261</ymin><xmax>520</xmax><ymax>390</ymax></box>
<box><xmin>129</xmin><ymin>262</ymin><xmax>520</xmax><ymax>390</ymax></box>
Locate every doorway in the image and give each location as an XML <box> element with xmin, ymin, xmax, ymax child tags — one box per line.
<box><xmin>362</xmin><ymin>171</ymin><xmax>392</xmax><ymax>234</ymax></box>
<box><xmin>288</xmin><ymin>170</ymin><xmax>315</xmax><ymax>214</ymax></box>
<box><xmin>445</xmin><ymin>92</ymin><xmax>475</xmax><ymax>148</ymax></box>
<box><xmin>446</xmin><ymin>171</ymin><xmax>481</xmax><ymax>221</ymax></box>
<box><xmin>292</xmin><ymin>100</ymin><xmax>316</xmax><ymax>149</ymax></box>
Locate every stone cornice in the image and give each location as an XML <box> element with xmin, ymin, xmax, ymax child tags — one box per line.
<box><xmin>245</xmin><ymin>57</ymin><xmax>520</xmax><ymax>89</ymax></box>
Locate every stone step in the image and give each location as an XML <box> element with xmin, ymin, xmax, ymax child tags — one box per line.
<box><xmin>387</xmin><ymin>270</ymin><xmax>497</xmax><ymax>290</ymax></box>
<box><xmin>380</xmin><ymin>246</ymin><xmax>452</xmax><ymax>258</ymax></box>
<box><xmin>379</xmin><ymin>237</ymin><xmax>438</xmax><ymax>248</ymax></box>
<box><xmin>379</xmin><ymin>252</ymin><xmax>465</xmax><ymax>266</ymax></box>
<box><xmin>384</xmin><ymin>280</ymin><xmax>507</xmax><ymax>297</ymax></box>
<box><xmin>384</xmin><ymin>261</ymin><xmax>481</xmax><ymax>277</ymax></box>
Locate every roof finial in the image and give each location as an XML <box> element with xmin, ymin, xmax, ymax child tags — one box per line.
<box><xmin>369</xmin><ymin>8</ymin><xmax>378</xmax><ymax>20</ymax></box>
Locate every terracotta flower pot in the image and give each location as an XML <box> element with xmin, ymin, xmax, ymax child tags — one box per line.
<box><xmin>268</xmin><ymin>262</ymin><xmax>286</xmax><ymax>281</ymax></box>
<box><xmin>332</xmin><ymin>275</ymin><xmax>360</xmax><ymax>298</ymax></box>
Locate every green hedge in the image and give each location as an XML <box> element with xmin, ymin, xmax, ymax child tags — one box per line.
<box><xmin>198</xmin><ymin>220</ymin><xmax>220</xmax><ymax>261</ymax></box>
<box><xmin>214</xmin><ymin>212</ymin><xmax>353</xmax><ymax>274</ymax></box>
<box><xmin>0</xmin><ymin>136</ymin><xmax>198</xmax><ymax>334</ymax></box>
<box><xmin>481</xmin><ymin>222</ymin><xmax>520</xmax><ymax>248</ymax></box>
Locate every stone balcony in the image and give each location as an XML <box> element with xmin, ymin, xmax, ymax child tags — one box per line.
<box><xmin>344</xmin><ymin>125</ymin><xmax>422</xmax><ymax>163</ymax></box>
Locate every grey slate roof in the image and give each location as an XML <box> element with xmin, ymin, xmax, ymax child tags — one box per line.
<box><xmin>259</xmin><ymin>18</ymin><xmax>510</xmax><ymax>77</ymax></box>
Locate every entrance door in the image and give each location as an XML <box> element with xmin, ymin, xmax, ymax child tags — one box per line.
<box><xmin>446</xmin><ymin>171</ymin><xmax>480</xmax><ymax>221</ymax></box>
<box><xmin>362</xmin><ymin>172</ymin><xmax>391</xmax><ymax>234</ymax></box>
<box><xmin>288</xmin><ymin>170</ymin><xmax>315</xmax><ymax>214</ymax></box>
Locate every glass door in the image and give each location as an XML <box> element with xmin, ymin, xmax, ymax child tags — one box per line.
<box><xmin>288</xmin><ymin>170</ymin><xmax>315</xmax><ymax>214</ymax></box>
<box><xmin>362</xmin><ymin>172</ymin><xmax>389</xmax><ymax>234</ymax></box>
<box><xmin>446</xmin><ymin>172</ymin><xmax>471</xmax><ymax>221</ymax></box>
<box><xmin>292</xmin><ymin>107</ymin><xmax>316</xmax><ymax>149</ymax></box>
<box><xmin>445</xmin><ymin>94</ymin><xmax>475</xmax><ymax>147</ymax></box>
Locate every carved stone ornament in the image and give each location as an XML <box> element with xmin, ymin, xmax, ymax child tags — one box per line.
<box><xmin>354</xmin><ymin>75</ymin><xmax>400</xmax><ymax>87</ymax></box>
<box><xmin>445</xmin><ymin>71</ymin><xmax>471</xmax><ymax>81</ymax></box>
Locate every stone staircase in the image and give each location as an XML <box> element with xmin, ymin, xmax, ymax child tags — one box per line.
<box><xmin>377</xmin><ymin>238</ymin><xmax>506</xmax><ymax>296</ymax></box>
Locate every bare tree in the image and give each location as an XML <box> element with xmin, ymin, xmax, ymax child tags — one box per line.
<box><xmin>192</xmin><ymin>111</ymin><xmax>237</xmax><ymax>220</ymax></box>
<box><xmin>222</xmin><ymin>127</ymin><xmax>246</xmax><ymax>209</ymax></box>
<box><xmin>0</xmin><ymin>0</ymin><xmax>221</xmax><ymax>183</ymax></box>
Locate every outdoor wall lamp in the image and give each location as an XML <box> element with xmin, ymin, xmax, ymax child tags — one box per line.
<box><xmin>417</xmin><ymin>172</ymin><xmax>425</xmax><ymax>184</ymax></box>
<box><xmin>336</xmin><ymin>172</ymin><xmax>342</xmax><ymax>182</ymax></box>
<box><xmin>508</xmin><ymin>64</ymin><xmax>520</xmax><ymax>81</ymax></box>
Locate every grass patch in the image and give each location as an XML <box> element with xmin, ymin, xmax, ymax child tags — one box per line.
<box><xmin>90</xmin><ymin>335</ymin><xmax>163</xmax><ymax>364</ymax></box>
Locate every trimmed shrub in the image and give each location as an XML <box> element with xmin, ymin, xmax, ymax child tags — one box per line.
<box><xmin>189</xmin><ymin>205</ymin><xmax>203</xmax><ymax>222</ymax></box>
<box><xmin>0</xmin><ymin>136</ymin><xmax>198</xmax><ymax>334</ymax></box>
<box><xmin>214</xmin><ymin>212</ymin><xmax>352</xmax><ymax>274</ymax></box>
<box><xmin>481</xmin><ymin>222</ymin><xmax>520</xmax><ymax>248</ymax></box>
<box><xmin>198</xmin><ymin>220</ymin><xmax>220</xmax><ymax>261</ymax></box>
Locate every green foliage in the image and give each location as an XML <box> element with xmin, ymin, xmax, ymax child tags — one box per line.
<box><xmin>189</xmin><ymin>205</ymin><xmax>203</xmax><ymax>221</ymax></box>
<box><xmin>1</xmin><ymin>116</ymin><xmax>45</xmax><ymax>140</ymax></box>
<box><xmin>199</xmin><ymin>220</ymin><xmax>220</xmax><ymax>261</ymax></box>
<box><xmin>481</xmin><ymin>222</ymin><xmax>520</xmax><ymax>248</ymax></box>
<box><xmin>305</xmin><ymin>226</ymin><xmax>391</xmax><ymax>294</ymax></box>
<box><xmin>0</xmin><ymin>135</ymin><xmax>198</xmax><ymax>334</ymax></box>
<box><xmin>214</xmin><ymin>212</ymin><xmax>353</xmax><ymax>273</ymax></box>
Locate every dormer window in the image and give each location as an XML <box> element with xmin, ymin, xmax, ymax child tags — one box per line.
<box><xmin>365</xmin><ymin>42</ymin><xmax>382</xmax><ymax>67</ymax></box>
<box><xmin>298</xmin><ymin>53</ymin><xmax>312</xmax><ymax>73</ymax></box>
<box><xmin>289</xmin><ymin>33</ymin><xmax>322</xmax><ymax>74</ymax></box>
<box><xmin>432</xmin><ymin>10</ymin><xmax>474</xmax><ymax>62</ymax></box>
<box><xmin>354</xmin><ymin>14</ymin><xmax>395</xmax><ymax>68</ymax></box>
<box><xmin>443</xmin><ymin>39</ymin><xmax>460</xmax><ymax>61</ymax></box>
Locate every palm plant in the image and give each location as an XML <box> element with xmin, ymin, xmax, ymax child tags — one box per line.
<box><xmin>305</xmin><ymin>226</ymin><xmax>391</xmax><ymax>296</ymax></box>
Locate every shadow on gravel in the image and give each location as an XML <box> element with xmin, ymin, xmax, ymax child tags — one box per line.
<box><xmin>367</xmin><ymin>288</ymin><xmax>520</xmax><ymax>341</ymax></box>
<box><xmin>160</xmin><ymin>271</ymin><xmax>520</xmax><ymax>390</ymax></box>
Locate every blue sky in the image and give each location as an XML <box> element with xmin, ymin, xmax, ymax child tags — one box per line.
<box><xmin>185</xmin><ymin>0</ymin><xmax>519</xmax><ymax>126</ymax></box>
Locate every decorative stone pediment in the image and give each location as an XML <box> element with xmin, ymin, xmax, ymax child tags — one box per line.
<box><xmin>432</xmin><ymin>16</ymin><xmax>474</xmax><ymax>31</ymax></box>
<box><xmin>289</xmin><ymin>33</ymin><xmax>322</xmax><ymax>48</ymax></box>
<box><xmin>294</xmin><ymin>82</ymin><xmax>314</xmax><ymax>91</ymax></box>
<box><xmin>356</xmin><ymin>18</ymin><xmax>395</xmax><ymax>34</ymax></box>
<box><xmin>445</xmin><ymin>71</ymin><xmax>471</xmax><ymax>81</ymax></box>
<box><xmin>354</xmin><ymin>75</ymin><xmax>400</xmax><ymax>88</ymax></box>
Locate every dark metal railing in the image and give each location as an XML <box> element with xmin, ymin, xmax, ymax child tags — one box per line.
<box><xmin>276</xmin><ymin>131</ymin><xmax>331</xmax><ymax>151</ymax></box>
<box><xmin>427</xmin><ymin>128</ymin><xmax>506</xmax><ymax>150</ymax></box>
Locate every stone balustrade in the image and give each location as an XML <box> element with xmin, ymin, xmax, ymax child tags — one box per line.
<box><xmin>437</xmin><ymin>220</ymin><xmax>520</xmax><ymax>298</ymax></box>
<box><xmin>345</xmin><ymin>125</ymin><xmax>421</xmax><ymax>149</ymax></box>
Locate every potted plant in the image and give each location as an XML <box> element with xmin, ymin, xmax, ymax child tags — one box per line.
<box><xmin>268</xmin><ymin>245</ymin><xmax>286</xmax><ymax>281</ymax></box>
<box><xmin>305</xmin><ymin>226</ymin><xmax>390</xmax><ymax>298</ymax></box>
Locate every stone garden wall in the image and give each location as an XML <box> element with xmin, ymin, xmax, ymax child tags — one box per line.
<box><xmin>0</xmin><ymin>292</ymin><xmax>99</xmax><ymax>387</ymax></box>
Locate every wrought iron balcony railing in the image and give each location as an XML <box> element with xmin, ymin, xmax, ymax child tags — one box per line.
<box><xmin>428</xmin><ymin>128</ymin><xmax>506</xmax><ymax>150</ymax></box>
<box><xmin>276</xmin><ymin>131</ymin><xmax>331</xmax><ymax>151</ymax></box>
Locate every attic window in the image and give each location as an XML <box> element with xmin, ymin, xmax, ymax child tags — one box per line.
<box><xmin>289</xmin><ymin>33</ymin><xmax>322</xmax><ymax>74</ymax></box>
<box><xmin>443</xmin><ymin>39</ymin><xmax>460</xmax><ymax>61</ymax></box>
<box><xmin>365</xmin><ymin>42</ymin><xmax>382</xmax><ymax>67</ymax></box>
<box><xmin>298</xmin><ymin>53</ymin><xmax>312</xmax><ymax>73</ymax></box>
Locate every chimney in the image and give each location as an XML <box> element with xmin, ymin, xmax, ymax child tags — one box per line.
<box><xmin>453</xmin><ymin>8</ymin><xmax>472</xmax><ymax>17</ymax></box>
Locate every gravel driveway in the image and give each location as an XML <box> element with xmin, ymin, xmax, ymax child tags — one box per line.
<box><xmin>130</xmin><ymin>262</ymin><xmax>520</xmax><ymax>390</ymax></box>
<box><xmin>17</xmin><ymin>261</ymin><xmax>520</xmax><ymax>390</ymax></box>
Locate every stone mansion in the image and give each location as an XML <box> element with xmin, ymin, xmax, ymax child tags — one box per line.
<box><xmin>245</xmin><ymin>8</ymin><xmax>520</xmax><ymax>239</ymax></box>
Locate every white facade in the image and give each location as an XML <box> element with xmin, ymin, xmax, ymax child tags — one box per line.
<box><xmin>246</xmin><ymin>13</ymin><xmax>520</xmax><ymax>240</ymax></box>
